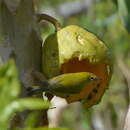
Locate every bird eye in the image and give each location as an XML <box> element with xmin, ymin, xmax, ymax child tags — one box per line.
<box><xmin>89</xmin><ymin>77</ymin><xmax>95</xmax><ymax>81</ymax></box>
<box><xmin>89</xmin><ymin>77</ymin><xmax>100</xmax><ymax>81</ymax></box>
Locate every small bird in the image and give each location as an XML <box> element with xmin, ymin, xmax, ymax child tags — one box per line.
<box><xmin>28</xmin><ymin>72</ymin><xmax>100</xmax><ymax>98</ymax></box>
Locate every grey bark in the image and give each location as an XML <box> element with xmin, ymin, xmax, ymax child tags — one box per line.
<box><xmin>0</xmin><ymin>0</ymin><xmax>42</xmax><ymax>88</ymax></box>
<box><xmin>0</xmin><ymin>0</ymin><xmax>47</xmax><ymax>127</ymax></box>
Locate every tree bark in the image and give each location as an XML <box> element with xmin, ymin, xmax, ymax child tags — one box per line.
<box><xmin>0</xmin><ymin>0</ymin><xmax>48</xmax><ymax>127</ymax></box>
<box><xmin>117</xmin><ymin>57</ymin><xmax>130</xmax><ymax>130</ymax></box>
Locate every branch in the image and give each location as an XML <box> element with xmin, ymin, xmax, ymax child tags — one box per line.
<box><xmin>117</xmin><ymin>57</ymin><xmax>130</xmax><ymax>82</ymax></box>
<box><xmin>116</xmin><ymin>57</ymin><xmax>130</xmax><ymax>130</ymax></box>
<box><xmin>37</xmin><ymin>13</ymin><xmax>61</xmax><ymax>31</ymax></box>
<box><xmin>124</xmin><ymin>106</ymin><xmax>130</xmax><ymax>130</ymax></box>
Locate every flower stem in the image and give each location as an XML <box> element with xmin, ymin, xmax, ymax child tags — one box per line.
<box><xmin>37</xmin><ymin>13</ymin><xmax>62</xmax><ymax>31</ymax></box>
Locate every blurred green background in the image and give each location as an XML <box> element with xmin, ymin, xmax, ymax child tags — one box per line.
<box><xmin>0</xmin><ymin>0</ymin><xmax>130</xmax><ymax>130</ymax></box>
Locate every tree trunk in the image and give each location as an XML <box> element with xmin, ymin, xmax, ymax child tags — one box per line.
<box><xmin>0</xmin><ymin>0</ymin><xmax>48</xmax><ymax>127</ymax></box>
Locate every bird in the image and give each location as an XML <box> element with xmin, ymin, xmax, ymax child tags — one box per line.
<box><xmin>28</xmin><ymin>72</ymin><xmax>100</xmax><ymax>98</ymax></box>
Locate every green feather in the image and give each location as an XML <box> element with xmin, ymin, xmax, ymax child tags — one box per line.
<box><xmin>29</xmin><ymin>72</ymin><xmax>99</xmax><ymax>97</ymax></box>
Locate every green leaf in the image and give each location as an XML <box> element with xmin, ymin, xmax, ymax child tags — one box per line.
<box><xmin>25</xmin><ymin>127</ymin><xmax>70</xmax><ymax>130</ymax></box>
<box><xmin>14</xmin><ymin>98</ymin><xmax>50</xmax><ymax>111</ymax></box>
<box><xmin>125</xmin><ymin>0</ymin><xmax>130</xmax><ymax>12</ymax></box>
<box><xmin>0</xmin><ymin>60</ymin><xmax>50</xmax><ymax>130</ymax></box>
<box><xmin>0</xmin><ymin>98</ymin><xmax>50</xmax><ymax>124</ymax></box>
<box><xmin>112</xmin><ymin>0</ymin><xmax>118</xmax><ymax>6</ymax></box>
<box><xmin>0</xmin><ymin>60</ymin><xmax>20</xmax><ymax>130</ymax></box>
<box><xmin>118</xmin><ymin>0</ymin><xmax>130</xmax><ymax>32</ymax></box>
<box><xmin>24</xmin><ymin>111</ymin><xmax>41</xmax><ymax>128</ymax></box>
<box><xmin>0</xmin><ymin>60</ymin><xmax>20</xmax><ymax>109</ymax></box>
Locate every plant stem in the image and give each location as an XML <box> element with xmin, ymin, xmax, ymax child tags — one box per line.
<box><xmin>37</xmin><ymin>13</ymin><xmax>62</xmax><ymax>31</ymax></box>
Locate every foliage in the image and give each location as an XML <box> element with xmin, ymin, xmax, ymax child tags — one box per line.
<box><xmin>0</xmin><ymin>60</ymin><xmax>68</xmax><ymax>130</ymax></box>
<box><xmin>0</xmin><ymin>0</ymin><xmax>130</xmax><ymax>130</ymax></box>
<box><xmin>25</xmin><ymin>127</ymin><xmax>69</xmax><ymax>130</ymax></box>
<box><xmin>118</xmin><ymin>0</ymin><xmax>130</xmax><ymax>32</ymax></box>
